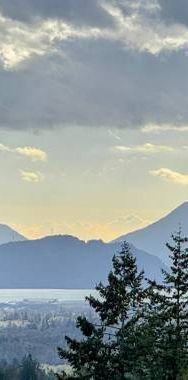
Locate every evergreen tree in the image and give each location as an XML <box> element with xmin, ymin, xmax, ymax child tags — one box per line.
<box><xmin>147</xmin><ymin>229</ymin><xmax>188</xmax><ymax>380</ymax></box>
<box><xmin>57</xmin><ymin>242</ymin><xmax>147</xmax><ymax>379</ymax></box>
<box><xmin>20</xmin><ymin>354</ymin><xmax>39</xmax><ymax>380</ymax></box>
<box><xmin>0</xmin><ymin>357</ymin><xmax>55</xmax><ymax>380</ymax></box>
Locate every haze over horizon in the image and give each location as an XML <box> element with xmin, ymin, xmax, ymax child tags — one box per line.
<box><xmin>2</xmin><ymin>201</ymin><xmax>188</xmax><ymax>243</ymax></box>
<box><xmin>1</xmin><ymin>0</ymin><xmax>188</xmax><ymax>241</ymax></box>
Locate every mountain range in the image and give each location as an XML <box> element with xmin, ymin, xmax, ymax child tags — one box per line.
<box><xmin>0</xmin><ymin>236</ymin><xmax>165</xmax><ymax>288</ymax></box>
<box><xmin>115</xmin><ymin>202</ymin><xmax>188</xmax><ymax>264</ymax></box>
<box><xmin>0</xmin><ymin>202</ymin><xmax>187</xmax><ymax>288</ymax></box>
<box><xmin>0</xmin><ymin>224</ymin><xmax>26</xmax><ymax>245</ymax></box>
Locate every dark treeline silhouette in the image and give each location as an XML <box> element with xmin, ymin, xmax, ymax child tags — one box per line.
<box><xmin>0</xmin><ymin>354</ymin><xmax>55</xmax><ymax>379</ymax></box>
<box><xmin>57</xmin><ymin>230</ymin><xmax>188</xmax><ymax>380</ymax></box>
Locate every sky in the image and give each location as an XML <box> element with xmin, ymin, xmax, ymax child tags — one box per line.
<box><xmin>0</xmin><ymin>0</ymin><xmax>188</xmax><ymax>241</ymax></box>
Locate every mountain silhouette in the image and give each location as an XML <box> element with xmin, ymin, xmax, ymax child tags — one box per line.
<box><xmin>0</xmin><ymin>235</ymin><xmax>165</xmax><ymax>288</ymax></box>
<box><xmin>115</xmin><ymin>202</ymin><xmax>188</xmax><ymax>264</ymax></box>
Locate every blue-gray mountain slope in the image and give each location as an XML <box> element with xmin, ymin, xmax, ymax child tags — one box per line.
<box><xmin>0</xmin><ymin>235</ymin><xmax>165</xmax><ymax>288</ymax></box>
<box><xmin>0</xmin><ymin>224</ymin><xmax>26</xmax><ymax>245</ymax></box>
<box><xmin>115</xmin><ymin>202</ymin><xmax>188</xmax><ymax>264</ymax></box>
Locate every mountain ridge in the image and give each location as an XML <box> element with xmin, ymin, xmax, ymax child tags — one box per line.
<box><xmin>0</xmin><ymin>224</ymin><xmax>26</xmax><ymax>245</ymax></box>
<box><xmin>114</xmin><ymin>201</ymin><xmax>188</xmax><ymax>264</ymax></box>
<box><xmin>0</xmin><ymin>234</ymin><xmax>166</xmax><ymax>288</ymax></box>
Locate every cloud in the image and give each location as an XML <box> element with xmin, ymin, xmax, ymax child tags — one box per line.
<box><xmin>15</xmin><ymin>146</ymin><xmax>47</xmax><ymax>161</ymax></box>
<box><xmin>20</xmin><ymin>170</ymin><xmax>44</xmax><ymax>182</ymax></box>
<box><xmin>0</xmin><ymin>1</ymin><xmax>188</xmax><ymax>130</ymax></box>
<box><xmin>1</xmin><ymin>0</ymin><xmax>188</xmax><ymax>59</ymax></box>
<box><xmin>150</xmin><ymin>167</ymin><xmax>188</xmax><ymax>185</ymax></box>
<box><xmin>114</xmin><ymin>143</ymin><xmax>174</xmax><ymax>153</ymax></box>
<box><xmin>2</xmin><ymin>45</ymin><xmax>188</xmax><ymax>131</ymax></box>
<box><xmin>107</xmin><ymin>213</ymin><xmax>150</xmax><ymax>228</ymax></box>
<box><xmin>0</xmin><ymin>13</ymin><xmax>111</xmax><ymax>69</ymax></box>
<box><xmin>158</xmin><ymin>0</ymin><xmax>188</xmax><ymax>27</ymax></box>
<box><xmin>0</xmin><ymin>142</ymin><xmax>47</xmax><ymax>161</ymax></box>
<box><xmin>142</xmin><ymin>124</ymin><xmax>188</xmax><ymax>133</ymax></box>
<box><xmin>0</xmin><ymin>0</ymin><xmax>186</xmax><ymax>75</ymax></box>
<box><xmin>108</xmin><ymin>129</ymin><xmax>121</xmax><ymax>141</ymax></box>
<box><xmin>0</xmin><ymin>143</ymin><xmax>11</xmax><ymax>151</ymax></box>
<box><xmin>103</xmin><ymin>1</ymin><xmax>188</xmax><ymax>55</ymax></box>
<box><xmin>0</xmin><ymin>0</ymin><xmax>114</xmax><ymax>27</ymax></box>
<box><xmin>0</xmin><ymin>143</ymin><xmax>47</xmax><ymax>182</ymax></box>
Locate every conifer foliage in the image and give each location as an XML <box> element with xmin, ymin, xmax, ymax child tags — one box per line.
<box><xmin>57</xmin><ymin>242</ymin><xmax>147</xmax><ymax>379</ymax></box>
<box><xmin>57</xmin><ymin>232</ymin><xmax>188</xmax><ymax>380</ymax></box>
<box><xmin>147</xmin><ymin>229</ymin><xmax>188</xmax><ymax>380</ymax></box>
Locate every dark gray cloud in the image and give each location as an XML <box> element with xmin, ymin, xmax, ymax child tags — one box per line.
<box><xmin>0</xmin><ymin>0</ymin><xmax>188</xmax><ymax>131</ymax></box>
<box><xmin>2</xmin><ymin>0</ymin><xmax>187</xmax><ymax>29</ymax></box>
<box><xmin>159</xmin><ymin>0</ymin><xmax>188</xmax><ymax>27</ymax></box>
<box><xmin>0</xmin><ymin>38</ymin><xmax>188</xmax><ymax>130</ymax></box>
<box><xmin>0</xmin><ymin>0</ymin><xmax>114</xmax><ymax>28</ymax></box>
<box><xmin>114</xmin><ymin>0</ymin><xmax>188</xmax><ymax>29</ymax></box>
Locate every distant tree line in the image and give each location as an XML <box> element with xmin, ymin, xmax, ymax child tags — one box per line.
<box><xmin>0</xmin><ymin>304</ymin><xmax>85</xmax><ymax>365</ymax></box>
<box><xmin>0</xmin><ymin>354</ymin><xmax>55</xmax><ymax>380</ymax></box>
<box><xmin>57</xmin><ymin>229</ymin><xmax>188</xmax><ymax>380</ymax></box>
